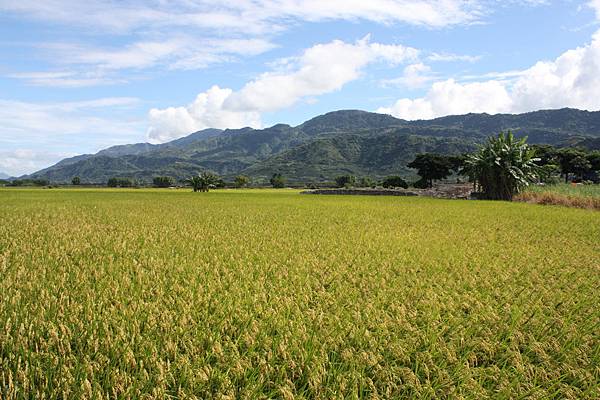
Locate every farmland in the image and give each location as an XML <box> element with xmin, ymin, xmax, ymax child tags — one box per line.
<box><xmin>1</xmin><ymin>188</ymin><xmax>599</xmax><ymax>399</ymax></box>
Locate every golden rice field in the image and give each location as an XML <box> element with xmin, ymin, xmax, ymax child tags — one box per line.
<box><xmin>1</xmin><ymin>188</ymin><xmax>599</xmax><ymax>399</ymax></box>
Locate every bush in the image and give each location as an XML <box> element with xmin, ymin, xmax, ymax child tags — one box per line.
<box><xmin>153</xmin><ymin>176</ymin><xmax>174</xmax><ymax>188</ymax></box>
<box><xmin>72</xmin><ymin>176</ymin><xmax>81</xmax><ymax>185</ymax></box>
<box><xmin>107</xmin><ymin>177</ymin><xmax>135</xmax><ymax>188</ymax></box>
<box><xmin>381</xmin><ymin>176</ymin><xmax>408</xmax><ymax>189</ymax></box>
<box><xmin>357</xmin><ymin>177</ymin><xmax>375</xmax><ymax>188</ymax></box>
<box><xmin>270</xmin><ymin>173</ymin><xmax>286</xmax><ymax>188</ymax></box>
<box><xmin>187</xmin><ymin>172</ymin><xmax>220</xmax><ymax>192</ymax></box>
<box><xmin>334</xmin><ymin>175</ymin><xmax>356</xmax><ymax>188</ymax></box>
<box><xmin>234</xmin><ymin>175</ymin><xmax>250</xmax><ymax>188</ymax></box>
<box><xmin>412</xmin><ymin>178</ymin><xmax>429</xmax><ymax>189</ymax></box>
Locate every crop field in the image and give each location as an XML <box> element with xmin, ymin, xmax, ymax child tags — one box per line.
<box><xmin>1</xmin><ymin>188</ymin><xmax>599</xmax><ymax>399</ymax></box>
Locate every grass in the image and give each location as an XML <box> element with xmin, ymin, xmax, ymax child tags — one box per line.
<box><xmin>1</xmin><ymin>188</ymin><xmax>599</xmax><ymax>399</ymax></box>
<box><xmin>515</xmin><ymin>183</ymin><xmax>600</xmax><ymax>210</ymax></box>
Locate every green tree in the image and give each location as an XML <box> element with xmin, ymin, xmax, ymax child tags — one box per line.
<box><xmin>71</xmin><ymin>176</ymin><xmax>81</xmax><ymax>185</ymax></box>
<box><xmin>234</xmin><ymin>175</ymin><xmax>250</xmax><ymax>188</ymax></box>
<box><xmin>407</xmin><ymin>154</ymin><xmax>453</xmax><ymax>188</ymax></box>
<box><xmin>381</xmin><ymin>176</ymin><xmax>408</xmax><ymax>189</ymax></box>
<box><xmin>357</xmin><ymin>176</ymin><xmax>375</xmax><ymax>188</ymax></box>
<box><xmin>464</xmin><ymin>131</ymin><xmax>539</xmax><ymax>201</ymax></box>
<box><xmin>588</xmin><ymin>151</ymin><xmax>600</xmax><ymax>171</ymax></box>
<box><xmin>334</xmin><ymin>175</ymin><xmax>356</xmax><ymax>188</ymax></box>
<box><xmin>270</xmin><ymin>173</ymin><xmax>286</xmax><ymax>188</ymax></box>
<box><xmin>153</xmin><ymin>176</ymin><xmax>174</xmax><ymax>188</ymax></box>
<box><xmin>107</xmin><ymin>177</ymin><xmax>134</xmax><ymax>188</ymax></box>
<box><xmin>557</xmin><ymin>149</ymin><xmax>590</xmax><ymax>183</ymax></box>
<box><xmin>187</xmin><ymin>172</ymin><xmax>219</xmax><ymax>192</ymax></box>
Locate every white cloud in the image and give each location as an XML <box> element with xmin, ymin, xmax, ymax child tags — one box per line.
<box><xmin>378</xmin><ymin>30</ymin><xmax>600</xmax><ymax>119</ymax></box>
<box><xmin>0</xmin><ymin>1</ymin><xmax>485</xmax><ymax>32</ymax></box>
<box><xmin>381</xmin><ymin>63</ymin><xmax>435</xmax><ymax>89</ymax></box>
<box><xmin>224</xmin><ymin>37</ymin><xmax>418</xmax><ymax>112</ymax></box>
<box><xmin>147</xmin><ymin>86</ymin><xmax>261</xmax><ymax>143</ymax></box>
<box><xmin>428</xmin><ymin>52</ymin><xmax>481</xmax><ymax>63</ymax></box>
<box><xmin>5</xmin><ymin>71</ymin><xmax>123</xmax><ymax>87</ymax></box>
<box><xmin>0</xmin><ymin>0</ymin><xmax>484</xmax><ymax>86</ymax></box>
<box><xmin>589</xmin><ymin>0</ymin><xmax>600</xmax><ymax>20</ymax></box>
<box><xmin>378</xmin><ymin>79</ymin><xmax>512</xmax><ymax>119</ymax></box>
<box><xmin>147</xmin><ymin>37</ymin><xmax>418</xmax><ymax>142</ymax></box>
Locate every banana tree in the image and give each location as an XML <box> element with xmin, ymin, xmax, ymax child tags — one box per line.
<box><xmin>187</xmin><ymin>172</ymin><xmax>219</xmax><ymax>192</ymax></box>
<box><xmin>464</xmin><ymin>131</ymin><xmax>540</xmax><ymax>200</ymax></box>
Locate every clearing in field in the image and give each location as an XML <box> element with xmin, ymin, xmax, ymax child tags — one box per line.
<box><xmin>0</xmin><ymin>189</ymin><xmax>598</xmax><ymax>398</ymax></box>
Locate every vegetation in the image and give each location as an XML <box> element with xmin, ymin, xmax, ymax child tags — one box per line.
<box><xmin>334</xmin><ymin>175</ymin><xmax>356</xmax><ymax>188</ymax></box>
<box><xmin>515</xmin><ymin>183</ymin><xmax>600</xmax><ymax>210</ymax></box>
<box><xmin>24</xmin><ymin>109</ymin><xmax>600</xmax><ymax>184</ymax></box>
<box><xmin>270</xmin><ymin>173</ymin><xmax>286</xmax><ymax>188</ymax></box>
<box><xmin>356</xmin><ymin>176</ymin><xmax>375</xmax><ymax>188</ymax></box>
<box><xmin>234</xmin><ymin>175</ymin><xmax>250</xmax><ymax>188</ymax></box>
<box><xmin>107</xmin><ymin>177</ymin><xmax>135</xmax><ymax>188</ymax></box>
<box><xmin>0</xmin><ymin>188</ymin><xmax>598</xmax><ymax>398</ymax></box>
<box><xmin>407</xmin><ymin>154</ymin><xmax>454</xmax><ymax>188</ymax></box>
<box><xmin>71</xmin><ymin>176</ymin><xmax>81</xmax><ymax>185</ymax></box>
<box><xmin>6</xmin><ymin>178</ymin><xmax>49</xmax><ymax>187</ymax></box>
<box><xmin>531</xmin><ymin>145</ymin><xmax>599</xmax><ymax>183</ymax></box>
<box><xmin>381</xmin><ymin>175</ymin><xmax>408</xmax><ymax>189</ymax></box>
<box><xmin>187</xmin><ymin>172</ymin><xmax>219</xmax><ymax>192</ymax></box>
<box><xmin>152</xmin><ymin>176</ymin><xmax>174</xmax><ymax>188</ymax></box>
<box><xmin>464</xmin><ymin>132</ymin><xmax>540</xmax><ymax>200</ymax></box>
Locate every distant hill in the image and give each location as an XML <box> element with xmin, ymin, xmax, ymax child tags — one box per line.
<box><xmin>0</xmin><ymin>172</ymin><xmax>10</xmax><ymax>179</ymax></box>
<box><xmin>25</xmin><ymin>108</ymin><xmax>600</xmax><ymax>184</ymax></box>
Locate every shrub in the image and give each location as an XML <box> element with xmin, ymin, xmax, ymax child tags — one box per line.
<box><xmin>153</xmin><ymin>176</ymin><xmax>174</xmax><ymax>188</ymax></box>
<box><xmin>187</xmin><ymin>172</ymin><xmax>220</xmax><ymax>192</ymax></box>
<box><xmin>270</xmin><ymin>173</ymin><xmax>286</xmax><ymax>188</ymax></box>
<box><xmin>381</xmin><ymin>176</ymin><xmax>408</xmax><ymax>189</ymax></box>
<box><xmin>72</xmin><ymin>176</ymin><xmax>81</xmax><ymax>185</ymax></box>
<box><xmin>357</xmin><ymin>177</ymin><xmax>375</xmax><ymax>188</ymax></box>
<box><xmin>107</xmin><ymin>177</ymin><xmax>135</xmax><ymax>188</ymax></box>
<box><xmin>334</xmin><ymin>175</ymin><xmax>356</xmax><ymax>188</ymax></box>
<box><xmin>234</xmin><ymin>175</ymin><xmax>250</xmax><ymax>188</ymax></box>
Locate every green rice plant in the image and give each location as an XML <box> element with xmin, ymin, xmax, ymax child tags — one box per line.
<box><xmin>0</xmin><ymin>188</ymin><xmax>598</xmax><ymax>399</ymax></box>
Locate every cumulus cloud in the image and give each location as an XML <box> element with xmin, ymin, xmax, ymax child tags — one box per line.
<box><xmin>589</xmin><ymin>0</ymin><xmax>600</xmax><ymax>20</ymax></box>
<box><xmin>378</xmin><ymin>30</ymin><xmax>600</xmax><ymax>119</ymax></box>
<box><xmin>147</xmin><ymin>86</ymin><xmax>262</xmax><ymax>143</ymax></box>
<box><xmin>148</xmin><ymin>38</ymin><xmax>418</xmax><ymax>142</ymax></box>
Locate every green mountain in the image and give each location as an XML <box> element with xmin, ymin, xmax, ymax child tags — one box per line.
<box><xmin>26</xmin><ymin>108</ymin><xmax>600</xmax><ymax>184</ymax></box>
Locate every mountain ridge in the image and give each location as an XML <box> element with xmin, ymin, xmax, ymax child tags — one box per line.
<box><xmin>25</xmin><ymin>108</ymin><xmax>600</xmax><ymax>184</ymax></box>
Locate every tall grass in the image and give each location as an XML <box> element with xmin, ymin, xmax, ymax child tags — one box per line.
<box><xmin>515</xmin><ymin>184</ymin><xmax>600</xmax><ymax>210</ymax></box>
<box><xmin>1</xmin><ymin>189</ymin><xmax>599</xmax><ymax>398</ymax></box>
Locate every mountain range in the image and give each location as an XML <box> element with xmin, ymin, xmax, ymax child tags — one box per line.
<box><xmin>0</xmin><ymin>172</ymin><xmax>10</xmax><ymax>180</ymax></box>
<box><xmin>25</xmin><ymin>108</ymin><xmax>600</xmax><ymax>184</ymax></box>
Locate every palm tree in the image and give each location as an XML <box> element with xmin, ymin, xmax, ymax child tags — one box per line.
<box><xmin>464</xmin><ymin>131</ymin><xmax>539</xmax><ymax>200</ymax></box>
<box><xmin>187</xmin><ymin>172</ymin><xmax>219</xmax><ymax>192</ymax></box>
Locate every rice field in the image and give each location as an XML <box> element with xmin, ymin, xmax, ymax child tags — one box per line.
<box><xmin>1</xmin><ymin>188</ymin><xmax>599</xmax><ymax>399</ymax></box>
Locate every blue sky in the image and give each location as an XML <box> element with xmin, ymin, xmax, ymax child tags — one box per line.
<box><xmin>1</xmin><ymin>0</ymin><xmax>600</xmax><ymax>176</ymax></box>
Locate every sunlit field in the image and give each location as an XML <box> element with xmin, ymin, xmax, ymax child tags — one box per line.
<box><xmin>1</xmin><ymin>188</ymin><xmax>598</xmax><ymax>399</ymax></box>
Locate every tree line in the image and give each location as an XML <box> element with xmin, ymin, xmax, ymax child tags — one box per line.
<box><xmin>53</xmin><ymin>131</ymin><xmax>598</xmax><ymax>201</ymax></box>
